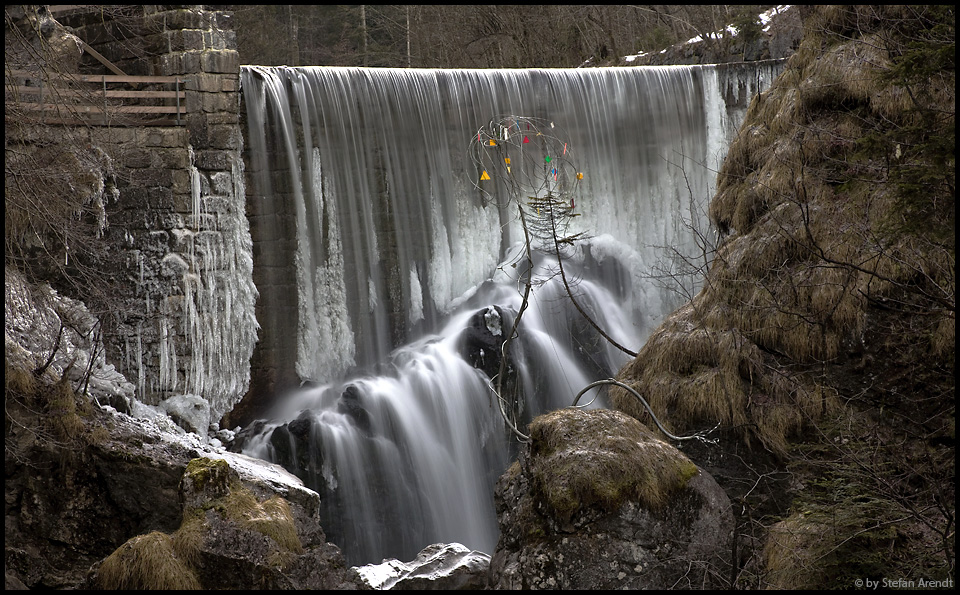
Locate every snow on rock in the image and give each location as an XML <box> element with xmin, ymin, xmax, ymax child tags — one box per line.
<box><xmin>355</xmin><ymin>542</ymin><xmax>491</xmax><ymax>590</ymax></box>
<box><xmin>483</xmin><ymin>306</ymin><xmax>502</xmax><ymax>337</ymax></box>
<box><xmin>160</xmin><ymin>393</ymin><xmax>211</xmax><ymax>435</ymax></box>
<box><xmin>104</xmin><ymin>403</ymin><xmax>319</xmax><ymax>509</ymax></box>
<box><xmin>4</xmin><ymin>266</ymin><xmax>136</xmax><ymax>407</ymax></box>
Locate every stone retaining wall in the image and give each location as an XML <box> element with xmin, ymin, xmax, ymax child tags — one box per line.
<box><xmin>53</xmin><ymin>6</ymin><xmax>258</xmax><ymax>426</ymax></box>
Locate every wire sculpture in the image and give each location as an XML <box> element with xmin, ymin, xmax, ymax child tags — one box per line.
<box><xmin>469</xmin><ymin>115</ymin><xmax>586</xmax><ymax>251</ymax></box>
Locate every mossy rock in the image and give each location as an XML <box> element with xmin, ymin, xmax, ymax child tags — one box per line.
<box><xmin>179</xmin><ymin>457</ymin><xmax>303</xmax><ymax>554</ymax></box>
<box><xmin>490</xmin><ymin>408</ymin><xmax>733</xmax><ymax>589</ymax></box>
<box><xmin>527</xmin><ymin>408</ymin><xmax>699</xmax><ymax>524</ymax></box>
<box><xmin>94</xmin><ymin>457</ymin><xmax>307</xmax><ymax>589</ymax></box>
<box><xmin>182</xmin><ymin>457</ymin><xmax>233</xmax><ymax>496</ymax></box>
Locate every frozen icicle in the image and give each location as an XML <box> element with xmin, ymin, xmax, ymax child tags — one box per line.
<box><xmin>409</xmin><ymin>268</ymin><xmax>424</xmax><ymax>325</ymax></box>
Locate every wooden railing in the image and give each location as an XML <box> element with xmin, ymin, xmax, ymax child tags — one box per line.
<box><xmin>5</xmin><ymin>69</ymin><xmax>188</xmax><ymax>126</ymax></box>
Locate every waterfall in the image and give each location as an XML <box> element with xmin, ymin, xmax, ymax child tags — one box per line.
<box><xmin>239</xmin><ymin>63</ymin><xmax>781</xmax><ymax>564</ymax></box>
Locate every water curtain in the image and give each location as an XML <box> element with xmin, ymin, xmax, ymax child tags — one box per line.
<box><xmin>239</xmin><ymin>63</ymin><xmax>781</xmax><ymax>563</ymax></box>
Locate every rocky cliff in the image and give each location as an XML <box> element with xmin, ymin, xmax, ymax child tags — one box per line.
<box><xmin>612</xmin><ymin>5</ymin><xmax>954</xmax><ymax>588</ymax></box>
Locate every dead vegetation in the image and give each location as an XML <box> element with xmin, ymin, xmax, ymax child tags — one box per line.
<box><xmin>612</xmin><ymin>5</ymin><xmax>954</xmax><ymax>587</ymax></box>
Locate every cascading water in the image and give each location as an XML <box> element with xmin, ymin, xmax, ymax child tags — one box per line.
<box><xmin>238</xmin><ymin>63</ymin><xmax>781</xmax><ymax>564</ymax></box>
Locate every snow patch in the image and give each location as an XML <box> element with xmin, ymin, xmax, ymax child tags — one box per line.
<box><xmin>483</xmin><ymin>306</ymin><xmax>502</xmax><ymax>337</ymax></box>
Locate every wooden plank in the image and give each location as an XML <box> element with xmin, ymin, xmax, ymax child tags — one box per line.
<box><xmin>76</xmin><ymin>37</ymin><xmax>129</xmax><ymax>79</ymax></box>
<box><xmin>9</xmin><ymin>102</ymin><xmax>183</xmax><ymax>114</ymax></box>
<box><xmin>47</xmin><ymin>6</ymin><xmax>91</xmax><ymax>15</ymax></box>
<box><xmin>8</xmin><ymin>69</ymin><xmax>185</xmax><ymax>85</ymax></box>
<box><xmin>11</xmin><ymin>85</ymin><xmax>185</xmax><ymax>99</ymax></box>
<box><xmin>6</xmin><ymin>115</ymin><xmax>184</xmax><ymax>127</ymax></box>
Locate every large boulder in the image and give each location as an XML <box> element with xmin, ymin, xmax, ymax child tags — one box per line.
<box><xmin>84</xmin><ymin>456</ymin><xmax>367</xmax><ymax>590</ymax></box>
<box><xmin>487</xmin><ymin>408</ymin><xmax>733</xmax><ymax>589</ymax></box>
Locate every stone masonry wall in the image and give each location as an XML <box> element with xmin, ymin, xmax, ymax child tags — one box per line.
<box><xmin>54</xmin><ymin>6</ymin><xmax>259</xmax><ymax>427</ymax></box>
<box><xmin>228</xmin><ymin>76</ymin><xmax>303</xmax><ymax>428</ymax></box>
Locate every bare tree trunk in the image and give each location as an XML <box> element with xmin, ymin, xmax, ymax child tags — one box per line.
<box><xmin>360</xmin><ymin>5</ymin><xmax>368</xmax><ymax>66</ymax></box>
<box><xmin>287</xmin><ymin>5</ymin><xmax>299</xmax><ymax>66</ymax></box>
<box><xmin>405</xmin><ymin>6</ymin><xmax>412</xmax><ymax>68</ymax></box>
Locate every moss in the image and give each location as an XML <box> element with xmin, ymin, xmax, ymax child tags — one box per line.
<box><xmin>610</xmin><ymin>304</ymin><xmax>833</xmax><ymax>456</ymax></box>
<box><xmin>46</xmin><ymin>378</ymin><xmax>85</xmax><ymax>441</ymax></box>
<box><xmin>527</xmin><ymin>408</ymin><xmax>699</xmax><ymax>524</ymax></box>
<box><xmin>184</xmin><ymin>457</ymin><xmax>303</xmax><ymax>554</ymax></box>
<box><xmin>763</xmin><ymin>481</ymin><xmax>930</xmax><ymax>589</ymax></box>
<box><xmin>5</xmin><ymin>357</ymin><xmax>38</xmax><ymax>396</ymax></box>
<box><xmin>97</xmin><ymin>531</ymin><xmax>201</xmax><ymax>590</ymax></box>
<box><xmin>184</xmin><ymin>456</ymin><xmax>232</xmax><ymax>494</ymax></box>
<box><xmin>504</xmin><ymin>460</ymin><xmax>521</xmax><ymax>481</ymax></box>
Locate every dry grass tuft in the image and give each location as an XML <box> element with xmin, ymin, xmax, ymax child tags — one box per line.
<box><xmin>97</xmin><ymin>531</ymin><xmax>202</xmax><ymax>590</ymax></box>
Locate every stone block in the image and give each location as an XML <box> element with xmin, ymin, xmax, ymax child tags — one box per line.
<box><xmin>147</xmin><ymin>8</ymin><xmax>206</xmax><ymax>31</ymax></box>
<box><xmin>185</xmin><ymin>90</ymin><xmax>203</xmax><ymax>114</ymax></box>
<box><xmin>168</xmin><ymin>228</ymin><xmax>196</xmax><ymax>249</ymax></box>
<box><xmin>188</xmin><ymin>73</ymin><xmax>221</xmax><ymax>93</ymax></box>
<box><xmin>200</xmin><ymin>50</ymin><xmax>239</xmax><ymax>74</ymax></box>
<box><xmin>172</xmin><ymin>190</ymin><xmax>196</xmax><ymax>213</ymax></box>
<box><xmin>157</xmin><ymin>148</ymin><xmax>190</xmax><ymax>170</ymax></box>
<box><xmin>123</xmin><ymin>148</ymin><xmax>154</xmax><ymax>169</ymax></box>
<box><xmin>132</xmin><ymin>167</ymin><xmax>174</xmax><ymax>188</ymax></box>
<box><xmin>206</xmin><ymin>124</ymin><xmax>241</xmax><ymax>150</ymax></box>
<box><xmin>156</xmin><ymin>52</ymin><xmax>183</xmax><ymax>76</ymax></box>
<box><xmin>145</xmin><ymin>230</ymin><xmax>171</xmax><ymax>251</ymax></box>
<box><xmin>204</xmin><ymin>112</ymin><xmax>240</xmax><ymax>125</ymax></box>
<box><xmin>201</xmin><ymin>195</ymin><xmax>239</xmax><ymax>217</ymax></box>
<box><xmin>201</xmin><ymin>91</ymin><xmax>238</xmax><ymax>114</ymax></box>
<box><xmin>220</xmin><ymin>74</ymin><xmax>238</xmax><ymax>92</ymax></box>
<box><xmin>187</xmin><ymin>117</ymin><xmax>208</xmax><ymax>148</ymax></box>
<box><xmin>172</xmin><ymin>169</ymin><xmax>193</xmax><ymax>196</ymax></box>
<box><xmin>194</xmin><ymin>149</ymin><xmax>234</xmax><ymax>172</ymax></box>
<box><xmin>212</xmin><ymin>11</ymin><xmax>235</xmax><ymax>34</ymax></box>
<box><xmin>182</xmin><ymin>29</ymin><xmax>205</xmax><ymax>52</ymax></box>
<box><xmin>221</xmin><ymin>30</ymin><xmax>237</xmax><ymax>52</ymax></box>
<box><xmin>209</xmin><ymin>170</ymin><xmax>234</xmax><ymax>195</ymax></box>
<box><xmin>181</xmin><ymin>51</ymin><xmax>203</xmax><ymax>74</ymax></box>
<box><xmin>148</xmin><ymin>186</ymin><xmax>176</xmax><ymax>211</ymax></box>
<box><xmin>203</xmin><ymin>29</ymin><xmax>229</xmax><ymax>51</ymax></box>
<box><xmin>121</xmin><ymin>186</ymin><xmax>151</xmax><ymax>211</ymax></box>
<box><xmin>144</xmin><ymin>128</ymin><xmax>187</xmax><ymax>148</ymax></box>
<box><xmin>101</xmin><ymin>127</ymin><xmax>140</xmax><ymax>146</ymax></box>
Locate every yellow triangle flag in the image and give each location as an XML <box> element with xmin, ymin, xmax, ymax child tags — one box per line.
<box><xmin>504</xmin><ymin>157</ymin><xmax>511</xmax><ymax>165</ymax></box>
<box><xmin>480</xmin><ymin>170</ymin><xmax>491</xmax><ymax>180</ymax></box>
<box><xmin>488</xmin><ymin>139</ymin><xmax>497</xmax><ymax>146</ymax></box>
